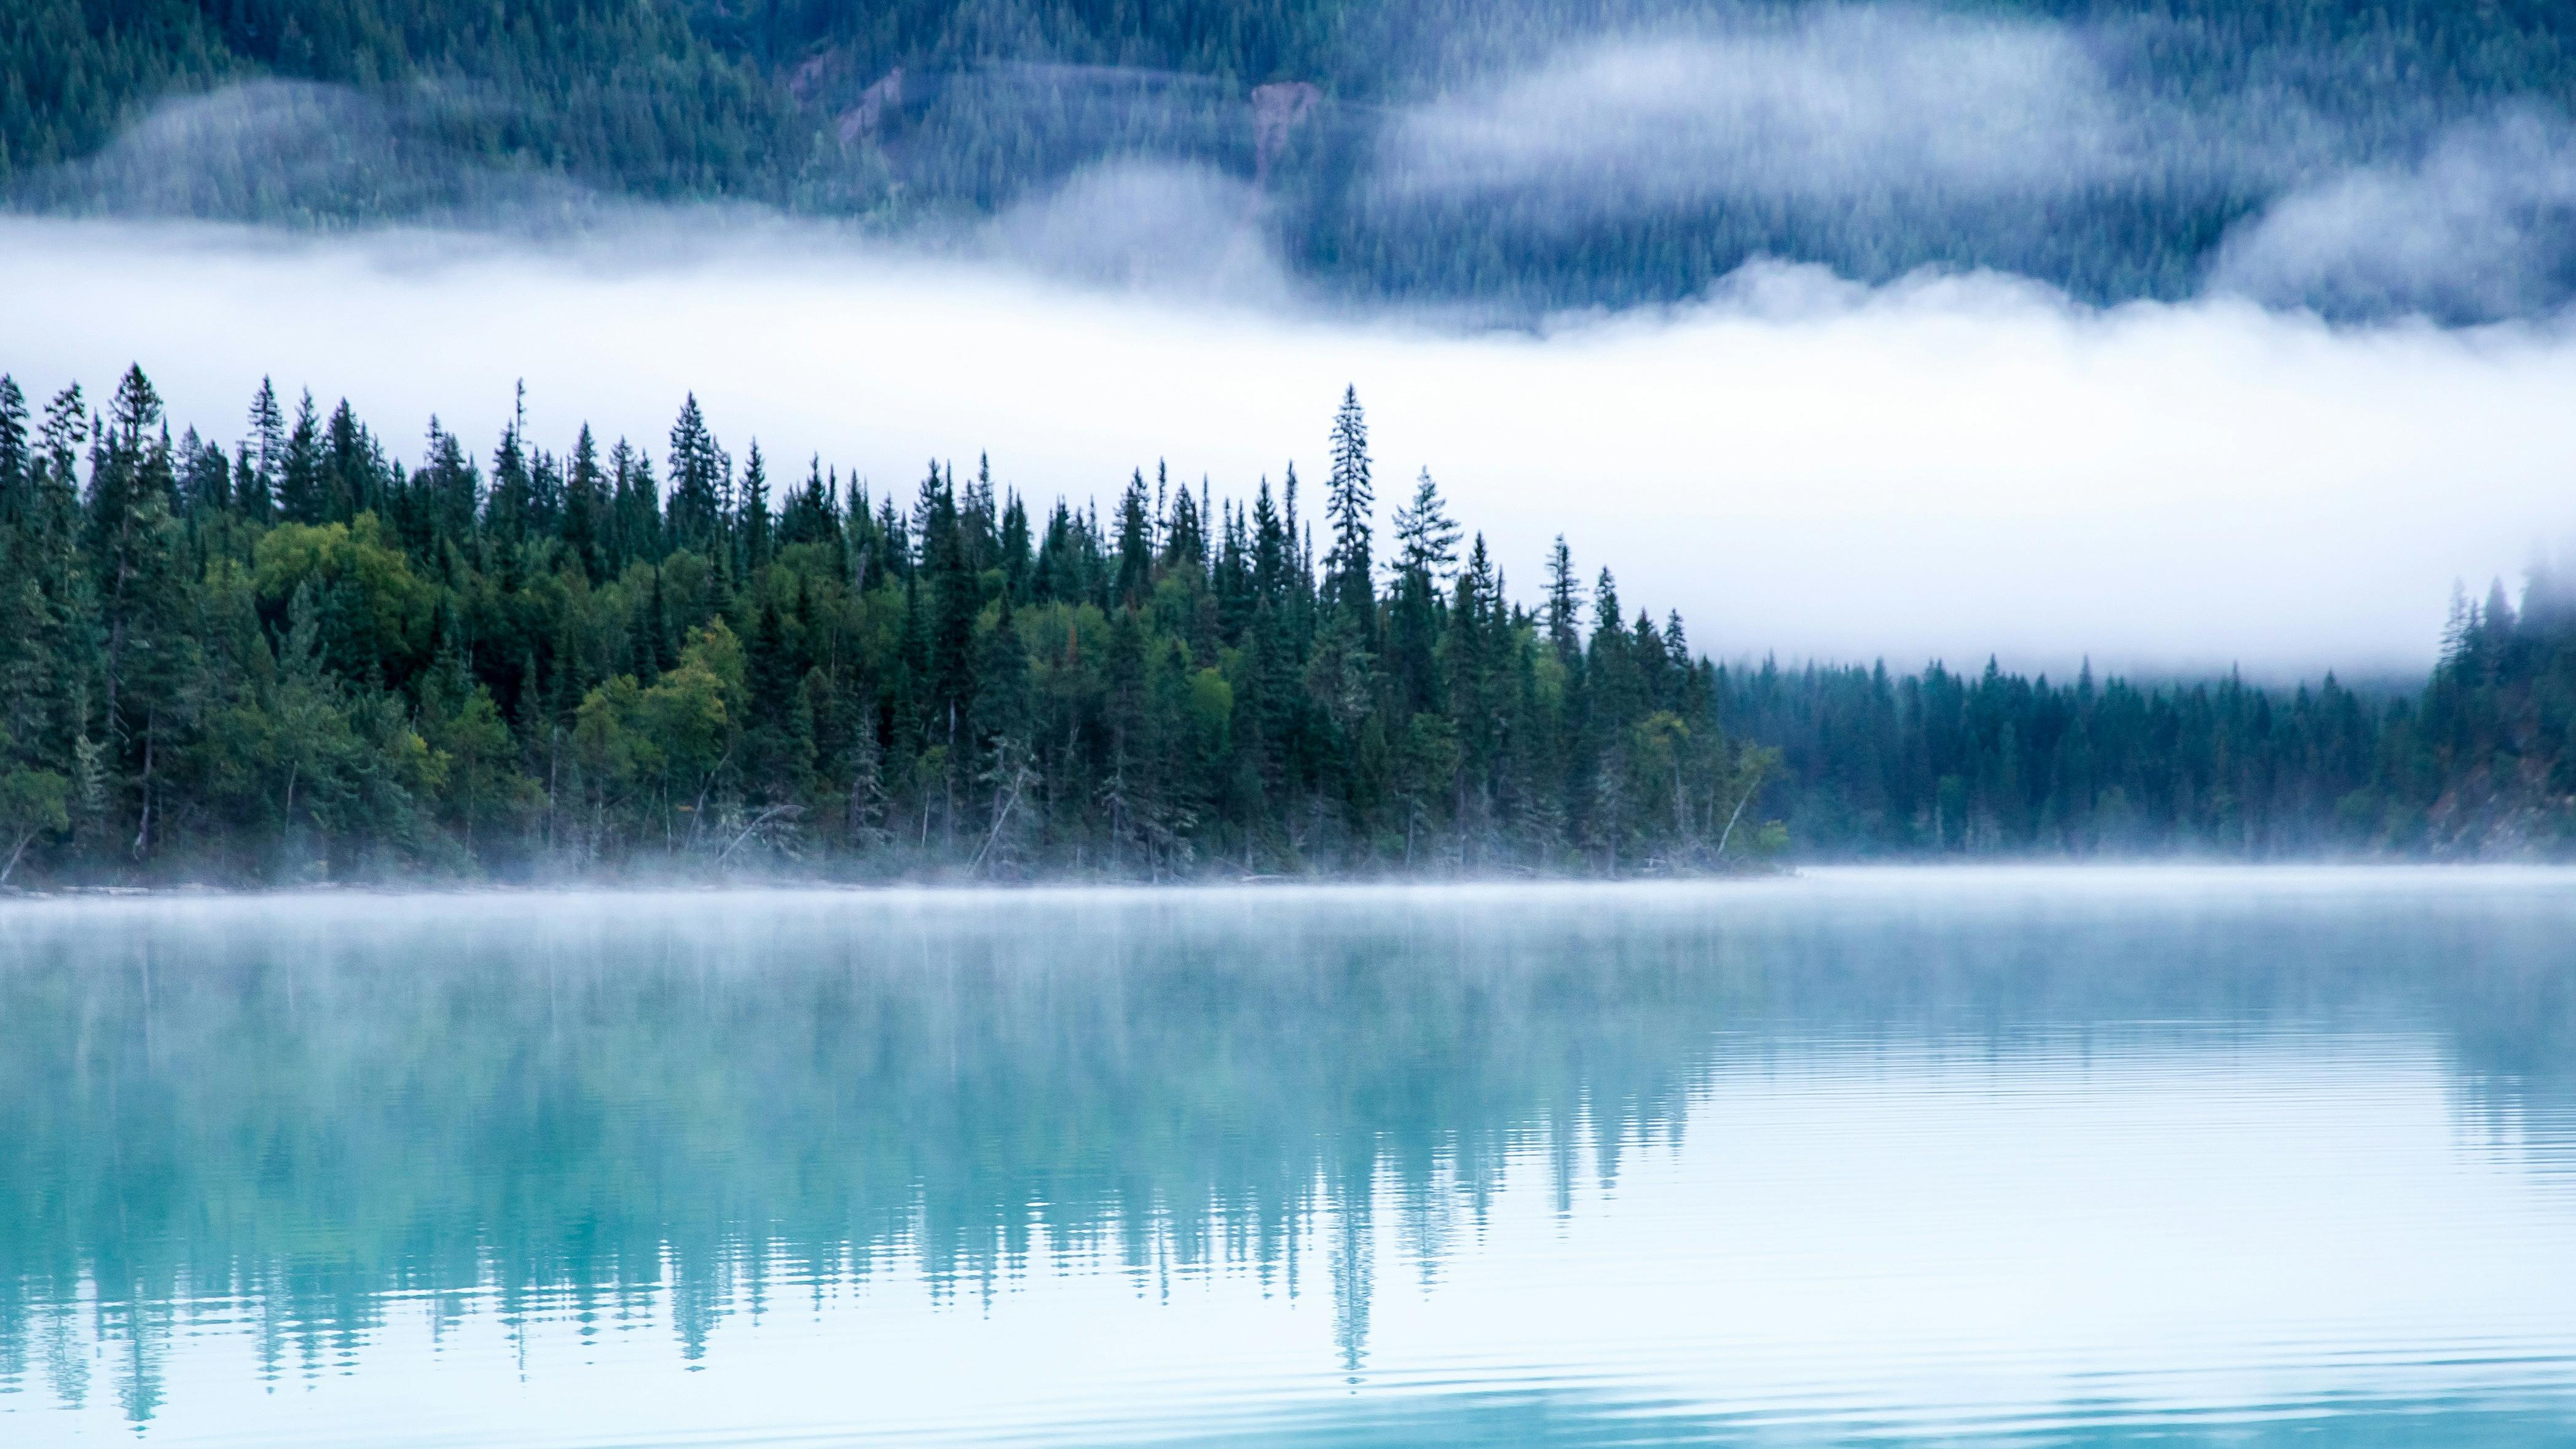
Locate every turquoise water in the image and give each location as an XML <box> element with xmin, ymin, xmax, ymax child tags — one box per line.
<box><xmin>3</xmin><ymin>869</ymin><xmax>2574</xmax><ymax>1446</ymax></box>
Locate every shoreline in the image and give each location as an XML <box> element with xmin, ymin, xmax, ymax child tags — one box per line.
<box><xmin>5</xmin><ymin>858</ymin><xmax>2572</xmax><ymax>907</ymax></box>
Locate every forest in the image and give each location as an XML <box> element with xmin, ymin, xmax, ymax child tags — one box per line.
<box><xmin>0</xmin><ymin>365</ymin><xmax>2567</xmax><ymax>886</ymax></box>
<box><xmin>10</xmin><ymin>0</ymin><xmax>2576</xmax><ymax>314</ymax></box>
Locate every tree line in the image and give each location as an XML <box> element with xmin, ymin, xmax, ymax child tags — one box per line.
<box><xmin>1726</xmin><ymin>572</ymin><xmax>2576</xmax><ymax>857</ymax></box>
<box><xmin>0</xmin><ymin>368</ymin><xmax>1786</xmax><ymax>882</ymax></box>
<box><xmin>4</xmin><ymin>364</ymin><xmax>2568</xmax><ymax>884</ymax></box>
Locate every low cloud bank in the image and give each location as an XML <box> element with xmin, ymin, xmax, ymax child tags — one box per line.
<box><xmin>1366</xmin><ymin>8</ymin><xmax>2576</xmax><ymax>320</ymax></box>
<box><xmin>984</xmin><ymin>160</ymin><xmax>1288</xmax><ymax>302</ymax></box>
<box><xmin>26</xmin><ymin>4</ymin><xmax>2576</xmax><ymax>320</ymax></box>
<box><xmin>2211</xmin><ymin>111</ymin><xmax>2576</xmax><ymax>320</ymax></box>
<box><xmin>4</xmin><ymin>214</ymin><xmax>2570</xmax><ymax>679</ymax></box>
<box><xmin>1374</xmin><ymin>13</ymin><xmax>2143</xmax><ymax>213</ymax></box>
<box><xmin>17</xmin><ymin>79</ymin><xmax>601</xmax><ymax>225</ymax></box>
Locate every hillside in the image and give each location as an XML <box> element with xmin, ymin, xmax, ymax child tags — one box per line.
<box><xmin>10</xmin><ymin>1</ymin><xmax>2576</xmax><ymax>313</ymax></box>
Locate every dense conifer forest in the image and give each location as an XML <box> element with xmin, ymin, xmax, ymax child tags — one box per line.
<box><xmin>11</xmin><ymin>0</ymin><xmax>2576</xmax><ymax>312</ymax></box>
<box><xmin>0</xmin><ymin>365</ymin><xmax>2566</xmax><ymax>885</ymax></box>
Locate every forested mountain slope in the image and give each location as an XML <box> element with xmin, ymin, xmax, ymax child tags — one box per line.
<box><xmin>10</xmin><ymin>1</ymin><xmax>2576</xmax><ymax>313</ymax></box>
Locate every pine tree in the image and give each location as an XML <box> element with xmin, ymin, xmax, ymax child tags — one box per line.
<box><xmin>970</xmin><ymin>592</ymin><xmax>1036</xmax><ymax>873</ymax></box>
<box><xmin>4</xmin><ymin>387</ymin><xmax>94</xmax><ymax>824</ymax></box>
<box><xmin>1162</xmin><ymin>471</ymin><xmax>1207</xmax><ymax>571</ymax></box>
<box><xmin>610</xmin><ymin>438</ymin><xmax>661</xmax><ymax>569</ymax></box>
<box><xmin>1390</xmin><ymin>469</ymin><xmax>1459</xmax><ymax>582</ymax></box>
<box><xmin>0</xmin><ymin>375</ymin><xmax>29</xmax><ymax>525</ymax></box>
<box><xmin>1115</xmin><ymin>468</ymin><xmax>1153</xmax><ymax>606</ymax></box>
<box><xmin>562</xmin><ymin>425</ymin><xmax>607</xmax><ymax>577</ymax></box>
<box><xmin>1385</xmin><ymin>469</ymin><xmax>1455</xmax><ymax>719</ymax></box>
<box><xmin>745</xmin><ymin>592</ymin><xmax>803</xmax><ymax>798</ymax></box>
<box><xmin>420</xmin><ymin>420</ymin><xmax>480</xmax><ymax>548</ymax></box>
<box><xmin>243</xmin><ymin>377</ymin><xmax>284</xmax><ymax>522</ymax></box>
<box><xmin>1544</xmin><ymin>537</ymin><xmax>1582</xmax><ymax>659</ymax></box>
<box><xmin>922</xmin><ymin>463</ymin><xmax>980</xmax><ymax>842</ymax></box>
<box><xmin>666</xmin><ymin>394</ymin><xmax>726</xmax><ymax>553</ymax></box>
<box><xmin>999</xmin><ymin>489</ymin><xmax>1032</xmax><ymax>603</ymax></box>
<box><xmin>322</xmin><ymin>399</ymin><xmax>377</xmax><ymax>521</ymax></box>
<box><xmin>279</xmin><ymin>390</ymin><xmax>324</xmax><ymax>525</ymax></box>
<box><xmin>739</xmin><ymin>441</ymin><xmax>773</xmax><ymax>573</ymax></box>
<box><xmin>1323</xmin><ymin>387</ymin><xmax>1374</xmax><ymax>626</ymax></box>
<box><xmin>0</xmin><ymin>374</ymin><xmax>73</xmax><ymax>876</ymax></box>
<box><xmin>89</xmin><ymin>368</ymin><xmax>192</xmax><ymax>860</ymax></box>
<box><xmin>779</xmin><ymin>455</ymin><xmax>841</xmax><ymax>549</ymax></box>
<box><xmin>487</xmin><ymin>410</ymin><xmax>535</xmax><ymax>546</ymax></box>
<box><xmin>177</xmin><ymin>428</ymin><xmax>231</xmax><ymax>516</ymax></box>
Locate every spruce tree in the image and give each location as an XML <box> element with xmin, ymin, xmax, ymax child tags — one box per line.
<box><xmin>780</xmin><ymin>456</ymin><xmax>840</xmax><ymax>549</ymax></box>
<box><xmin>1115</xmin><ymin>469</ymin><xmax>1153</xmax><ymax>606</ymax></box>
<box><xmin>610</xmin><ymin>439</ymin><xmax>661</xmax><ymax>569</ymax></box>
<box><xmin>279</xmin><ymin>390</ymin><xmax>324</xmax><ymax>525</ymax></box>
<box><xmin>322</xmin><ymin>399</ymin><xmax>375</xmax><ymax>521</ymax></box>
<box><xmin>0</xmin><ymin>375</ymin><xmax>28</xmax><ymax>525</ymax></box>
<box><xmin>999</xmin><ymin>490</ymin><xmax>1032</xmax><ymax>603</ymax></box>
<box><xmin>1323</xmin><ymin>387</ymin><xmax>1374</xmax><ymax>626</ymax></box>
<box><xmin>1544</xmin><ymin>537</ymin><xmax>1582</xmax><ymax>659</ymax></box>
<box><xmin>666</xmin><ymin>394</ymin><xmax>726</xmax><ymax>554</ymax></box>
<box><xmin>90</xmin><ymin>369</ymin><xmax>192</xmax><ymax>860</ymax></box>
<box><xmin>739</xmin><ymin>442</ymin><xmax>773</xmax><ymax>573</ymax></box>
<box><xmin>562</xmin><ymin>425</ymin><xmax>607</xmax><ymax>578</ymax></box>
<box><xmin>487</xmin><ymin>413</ymin><xmax>534</xmax><ymax>547</ymax></box>
<box><xmin>244</xmin><ymin>377</ymin><xmax>284</xmax><ymax>522</ymax></box>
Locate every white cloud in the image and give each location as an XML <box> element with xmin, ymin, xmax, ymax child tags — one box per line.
<box><xmin>1373</xmin><ymin>12</ymin><xmax>2136</xmax><ymax>217</ymax></box>
<box><xmin>2209</xmin><ymin>111</ymin><xmax>2576</xmax><ymax>321</ymax></box>
<box><xmin>3</xmin><ymin>214</ymin><xmax>2570</xmax><ymax>679</ymax></box>
<box><xmin>20</xmin><ymin>78</ymin><xmax>594</xmax><ymax>222</ymax></box>
<box><xmin>983</xmin><ymin>159</ymin><xmax>1290</xmax><ymax>303</ymax></box>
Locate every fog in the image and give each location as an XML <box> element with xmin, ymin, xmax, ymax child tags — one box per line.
<box><xmin>8</xmin><ymin>211</ymin><xmax>2575</xmax><ymax>677</ymax></box>
<box><xmin>2210</xmin><ymin>110</ymin><xmax>2576</xmax><ymax>321</ymax></box>
<box><xmin>12</xmin><ymin>2</ymin><xmax>2576</xmax><ymax>677</ymax></box>
<box><xmin>1372</xmin><ymin>10</ymin><xmax>2576</xmax><ymax>320</ymax></box>
<box><xmin>1375</xmin><ymin>12</ymin><xmax>2154</xmax><ymax>211</ymax></box>
<box><xmin>10</xmin><ymin>872</ymin><xmax>2575</xmax><ymax>1443</ymax></box>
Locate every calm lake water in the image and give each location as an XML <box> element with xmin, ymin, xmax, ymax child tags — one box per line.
<box><xmin>4</xmin><ymin>869</ymin><xmax>2574</xmax><ymax>1447</ymax></box>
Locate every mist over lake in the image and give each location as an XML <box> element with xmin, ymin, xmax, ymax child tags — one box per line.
<box><xmin>6</xmin><ymin>873</ymin><xmax>2575</xmax><ymax>1446</ymax></box>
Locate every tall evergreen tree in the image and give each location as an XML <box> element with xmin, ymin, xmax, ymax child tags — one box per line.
<box><xmin>739</xmin><ymin>441</ymin><xmax>774</xmax><ymax>573</ymax></box>
<box><xmin>1323</xmin><ymin>387</ymin><xmax>1374</xmax><ymax>627</ymax></box>
<box><xmin>243</xmin><ymin>377</ymin><xmax>284</xmax><ymax>523</ymax></box>
<box><xmin>562</xmin><ymin>424</ymin><xmax>607</xmax><ymax>577</ymax></box>
<box><xmin>666</xmin><ymin>394</ymin><xmax>726</xmax><ymax>554</ymax></box>
<box><xmin>1114</xmin><ymin>469</ymin><xmax>1154</xmax><ymax>607</ymax></box>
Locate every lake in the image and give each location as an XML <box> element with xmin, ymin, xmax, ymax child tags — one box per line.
<box><xmin>4</xmin><ymin>869</ymin><xmax>2574</xmax><ymax>1446</ymax></box>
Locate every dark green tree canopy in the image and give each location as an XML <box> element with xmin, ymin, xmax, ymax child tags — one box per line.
<box><xmin>12</xmin><ymin>0</ymin><xmax>2576</xmax><ymax>316</ymax></box>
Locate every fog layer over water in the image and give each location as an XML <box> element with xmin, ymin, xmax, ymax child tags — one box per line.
<box><xmin>6</xmin><ymin>214</ymin><xmax>2576</xmax><ymax>675</ymax></box>
<box><xmin>3</xmin><ymin>872</ymin><xmax>2574</xmax><ymax>1445</ymax></box>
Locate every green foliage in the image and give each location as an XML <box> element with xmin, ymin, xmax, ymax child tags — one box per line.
<box><xmin>12</xmin><ymin>1</ymin><xmax>2576</xmax><ymax>310</ymax></box>
<box><xmin>0</xmin><ymin>361</ymin><xmax>2556</xmax><ymax>884</ymax></box>
<box><xmin>253</xmin><ymin>513</ymin><xmax>433</xmax><ymax>673</ymax></box>
<box><xmin>1720</xmin><ymin>622</ymin><xmax>2576</xmax><ymax>857</ymax></box>
<box><xmin>0</xmin><ymin>761</ymin><xmax>68</xmax><ymax>881</ymax></box>
<box><xmin>0</xmin><ymin>0</ymin><xmax>814</xmax><ymax>211</ymax></box>
<box><xmin>0</xmin><ymin>366</ymin><xmax>1807</xmax><ymax>882</ymax></box>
